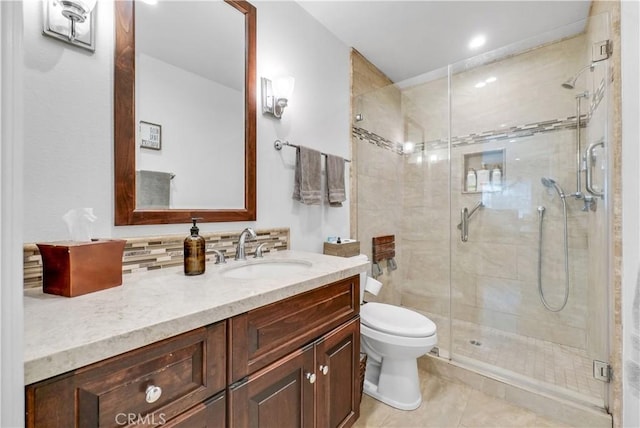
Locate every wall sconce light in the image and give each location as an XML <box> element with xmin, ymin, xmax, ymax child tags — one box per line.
<box><xmin>261</xmin><ymin>76</ymin><xmax>295</xmax><ymax>119</ymax></box>
<box><xmin>43</xmin><ymin>0</ymin><xmax>97</xmax><ymax>52</ymax></box>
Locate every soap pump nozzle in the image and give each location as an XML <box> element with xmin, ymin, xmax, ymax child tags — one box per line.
<box><xmin>190</xmin><ymin>218</ymin><xmax>201</xmax><ymax>235</ymax></box>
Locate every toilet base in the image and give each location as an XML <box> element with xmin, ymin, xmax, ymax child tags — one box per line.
<box><xmin>362</xmin><ymin>357</ymin><xmax>422</xmax><ymax>411</ymax></box>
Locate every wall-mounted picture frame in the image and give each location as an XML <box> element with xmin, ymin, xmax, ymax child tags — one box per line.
<box><xmin>139</xmin><ymin>121</ymin><xmax>162</xmax><ymax>150</ymax></box>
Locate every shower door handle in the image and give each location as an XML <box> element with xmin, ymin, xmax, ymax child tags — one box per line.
<box><xmin>585</xmin><ymin>139</ymin><xmax>605</xmax><ymax>198</ymax></box>
<box><xmin>460</xmin><ymin>208</ymin><xmax>469</xmax><ymax>242</ymax></box>
<box><xmin>458</xmin><ymin>201</ymin><xmax>483</xmax><ymax>242</ymax></box>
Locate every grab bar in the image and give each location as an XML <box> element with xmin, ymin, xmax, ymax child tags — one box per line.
<box><xmin>585</xmin><ymin>139</ymin><xmax>605</xmax><ymax>198</ymax></box>
<box><xmin>458</xmin><ymin>201</ymin><xmax>484</xmax><ymax>242</ymax></box>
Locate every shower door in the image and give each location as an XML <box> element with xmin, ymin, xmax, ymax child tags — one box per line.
<box><xmin>447</xmin><ymin>13</ymin><xmax>611</xmax><ymax>410</ymax></box>
<box><xmin>352</xmin><ymin>12</ymin><xmax>611</xmax><ymax>412</ymax></box>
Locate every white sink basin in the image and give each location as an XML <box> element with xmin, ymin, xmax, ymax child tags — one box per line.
<box><xmin>220</xmin><ymin>259</ymin><xmax>313</xmax><ymax>279</ymax></box>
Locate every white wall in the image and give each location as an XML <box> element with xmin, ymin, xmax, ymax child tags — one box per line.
<box><xmin>621</xmin><ymin>1</ymin><xmax>640</xmax><ymax>426</ymax></box>
<box><xmin>1</xmin><ymin>2</ymin><xmax>24</xmax><ymax>426</ymax></box>
<box><xmin>22</xmin><ymin>0</ymin><xmax>351</xmax><ymax>253</ymax></box>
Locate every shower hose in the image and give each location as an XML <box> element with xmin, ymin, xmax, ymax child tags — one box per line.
<box><xmin>537</xmin><ymin>202</ymin><xmax>570</xmax><ymax>312</ymax></box>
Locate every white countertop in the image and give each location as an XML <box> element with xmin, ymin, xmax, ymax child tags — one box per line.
<box><xmin>24</xmin><ymin>250</ymin><xmax>367</xmax><ymax>385</ymax></box>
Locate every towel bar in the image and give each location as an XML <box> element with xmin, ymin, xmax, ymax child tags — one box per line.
<box><xmin>274</xmin><ymin>140</ymin><xmax>351</xmax><ymax>162</ymax></box>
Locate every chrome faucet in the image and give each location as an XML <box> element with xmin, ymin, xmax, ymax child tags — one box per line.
<box><xmin>235</xmin><ymin>227</ymin><xmax>257</xmax><ymax>260</ymax></box>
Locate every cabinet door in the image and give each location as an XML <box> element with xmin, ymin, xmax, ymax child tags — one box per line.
<box><xmin>315</xmin><ymin>317</ymin><xmax>360</xmax><ymax>428</ymax></box>
<box><xmin>229</xmin><ymin>344</ymin><xmax>315</xmax><ymax>428</ymax></box>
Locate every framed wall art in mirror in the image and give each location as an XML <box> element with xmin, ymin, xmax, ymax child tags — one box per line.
<box><xmin>114</xmin><ymin>0</ymin><xmax>256</xmax><ymax>225</ymax></box>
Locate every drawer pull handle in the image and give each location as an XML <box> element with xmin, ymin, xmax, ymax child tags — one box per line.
<box><xmin>306</xmin><ymin>372</ymin><xmax>316</xmax><ymax>384</ymax></box>
<box><xmin>145</xmin><ymin>385</ymin><xmax>162</xmax><ymax>403</ymax></box>
<box><xmin>319</xmin><ymin>365</ymin><xmax>329</xmax><ymax>375</ymax></box>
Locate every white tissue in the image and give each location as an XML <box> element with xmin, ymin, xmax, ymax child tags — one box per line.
<box><xmin>62</xmin><ymin>208</ymin><xmax>97</xmax><ymax>241</ymax></box>
<box><xmin>364</xmin><ymin>276</ymin><xmax>383</xmax><ymax>296</ymax></box>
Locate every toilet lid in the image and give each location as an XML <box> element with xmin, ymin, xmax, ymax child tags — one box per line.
<box><xmin>360</xmin><ymin>303</ymin><xmax>437</xmax><ymax>338</ymax></box>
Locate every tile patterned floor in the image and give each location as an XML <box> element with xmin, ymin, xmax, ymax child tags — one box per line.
<box><xmin>354</xmin><ymin>372</ymin><xmax>572</xmax><ymax>428</ymax></box>
<box><xmin>424</xmin><ymin>312</ymin><xmax>603</xmax><ymax>403</ymax></box>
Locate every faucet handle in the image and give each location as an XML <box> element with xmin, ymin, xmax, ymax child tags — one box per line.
<box><xmin>254</xmin><ymin>243</ymin><xmax>267</xmax><ymax>258</ymax></box>
<box><xmin>211</xmin><ymin>249</ymin><xmax>226</xmax><ymax>264</ymax></box>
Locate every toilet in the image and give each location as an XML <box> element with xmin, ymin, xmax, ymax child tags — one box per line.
<box><xmin>354</xmin><ymin>255</ymin><xmax>438</xmax><ymax>411</ymax></box>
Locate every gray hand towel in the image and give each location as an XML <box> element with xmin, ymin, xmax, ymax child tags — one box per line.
<box><xmin>326</xmin><ymin>154</ymin><xmax>346</xmax><ymax>207</ymax></box>
<box><xmin>136</xmin><ymin>170</ymin><xmax>172</xmax><ymax>208</ymax></box>
<box><xmin>293</xmin><ymin>146</ymin><xmax>322</xmax><ymax>205</ymax></box>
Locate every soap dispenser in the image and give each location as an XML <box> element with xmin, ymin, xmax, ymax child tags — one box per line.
<box><xmin>184</xmin><ymin>218</ymin><xmax>206</xmax><ymax>276</ymax></box>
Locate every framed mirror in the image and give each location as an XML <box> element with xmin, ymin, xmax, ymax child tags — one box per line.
<box><xmin>114</xmin><ymin>0</ymin><xmax>256</xmax><ymax>225</ymax></box>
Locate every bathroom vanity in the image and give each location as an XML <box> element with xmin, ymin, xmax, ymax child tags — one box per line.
<box><xmin>23</xmin><ymin>251</ymin><xmax>366</xmax><ymax>428</ymax></box>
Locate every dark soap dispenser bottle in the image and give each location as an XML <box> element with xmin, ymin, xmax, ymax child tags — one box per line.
<box><xmin>184</xmin><ymin>218</ymin><xmax>205</xmax><ymax>276</ymax></box>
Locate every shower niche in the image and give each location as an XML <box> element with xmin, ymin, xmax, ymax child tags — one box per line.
<box><xmin>462</xmin><ymin>149</ymin><xmax>505</xmax><ymax>193</ymax></box>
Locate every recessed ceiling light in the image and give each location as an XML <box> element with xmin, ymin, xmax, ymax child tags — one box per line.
<box><xmin>468</xmin><ymin>34</ymin><xmax>486</xmax><ymax>49</ymax></box>
<box><xmin>141</xmin><ymin>0</ymin><xmax>158</xmax><ymax>4</ymax></box>
<box><xmin>485</xmin><ymin>76</ymin><xmax>497</xmax><ymax>83</ymax></box>
<box><xmin>475</xmin><ymin>81</ymin><xmax>486</xmax><ymax>88</ymax></box>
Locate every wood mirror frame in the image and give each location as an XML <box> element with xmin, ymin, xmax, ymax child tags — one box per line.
<box><xmin>114</xmin><ymin>0</ymin><xmax>256</xmax><ymax>225</ymax></box>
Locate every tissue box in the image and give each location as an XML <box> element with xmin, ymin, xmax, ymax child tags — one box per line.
<box><xmin>323</xmin><ymin>241</ymin><xmax>360</xmax><ymax>258</ymax></box>
<box><xmin>36</xmin><ymin>239</ymin><xmax>126</xmax><ymax>297</ymax></box>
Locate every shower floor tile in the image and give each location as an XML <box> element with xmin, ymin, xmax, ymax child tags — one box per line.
<box><xmin>354</xmin><ymin>372</ymin><xmax>572</xmax><ymax>428</ymax></box>
<box><xmin>422</xmin><ymin>312</ymin><xmax>604</xmax><ymax>404</ymax></box>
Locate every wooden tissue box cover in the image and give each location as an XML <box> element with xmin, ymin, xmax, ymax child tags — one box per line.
<box><xmin>36</xmin><ymin>239</ymin><xmax>126</xmax><ymax>297</ymax></box>
<box><xmin>323</xmin><ymin>241</ymin><xmax>360</xmax><ymax>258</ymax></box>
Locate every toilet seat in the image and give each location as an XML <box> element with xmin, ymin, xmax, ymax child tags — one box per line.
<box><xmin>361</xmin><ymin>302</ymin><xmax>436</xmax><ymax>338</ymax></box>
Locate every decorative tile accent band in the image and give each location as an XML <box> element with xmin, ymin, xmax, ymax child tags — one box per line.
<box><xmin>353</xmin><ymin>76</ymin><xmax>607</xmax><ymax>154</ymax></box>
<box><xmin>23</xmin><ymin>228</ymin><xmax>290</xmax><ymax>289</ymax></box>
<box><xmin>352</xmin><ymin>127</ymin><xmax>404</xmax><ymax>154</ymax></box>
<box><xmin>422</xmin><ymin>114</ymin><xmax>590</xmax><ymax>152</ymax></box>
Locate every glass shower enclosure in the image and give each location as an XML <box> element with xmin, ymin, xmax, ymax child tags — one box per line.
<box><xmin>354</xmin><ymin>12</ymin><xmax>611</xmax><ymax>411</ymax></box>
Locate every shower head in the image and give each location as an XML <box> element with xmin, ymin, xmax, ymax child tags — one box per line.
<box><xmin>541</xmin><ymin>177</ymin><xmax>566</xmax><ymax>199</ymax></box>
<box><xmin>561</xmin><ymin>62</ymin><xmax>598</xmax><ymax>90</ymax></box>
<box><xmin>561</xmin><ymin>78</ymin><xmax>576</xmax><ymax>90</ymax></box>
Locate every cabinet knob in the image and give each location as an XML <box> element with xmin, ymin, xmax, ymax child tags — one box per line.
<box><xmin>306</xmin><ymin>372</ymin><xmax>316</xmax><ymax>384</ymax></box>
<box><xmin>145</xmin><ymin>385</ymin><xmax>162</xmax><ymax>403</ymax></box>
<box><xmin>319</xmin><ymin>365</ymin><xmax>329</xmax><ymax>375</ymax></box>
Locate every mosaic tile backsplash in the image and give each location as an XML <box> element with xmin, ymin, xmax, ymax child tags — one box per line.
<box><xmin>23</xmin><ymin>228</ymin><xmax>290</xmax><ymax>289</ymax></box>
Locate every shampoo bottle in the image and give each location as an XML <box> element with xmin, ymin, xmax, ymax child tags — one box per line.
<box><xmin>184</xmin><ymin>218</ymin><xmax>206</xmax><ymax>276</ymax></box>
<box><xmin>476</xmin><ymin>163</ymin><xmax>490</xmax><ymax>192</ymax></box>
<box><xmin>466</xmin><ymin>168</ymin><xmax>477</xmax><ymax>192</ymax></box>
<box><xmin>491</xmin><ymin>164</ymin><xmax>502</xmax><ymax>191</ymax></box>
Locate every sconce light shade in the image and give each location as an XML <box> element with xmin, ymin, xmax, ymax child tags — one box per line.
<box><xmin>262</xmin><ymin>76</ymin><xmax>295</xmax><ymax>119</ymax></box>
<box><xmin>43</xmin><ymin>0</ymin><xmax>97</xmax><ymax>51</ymax></box>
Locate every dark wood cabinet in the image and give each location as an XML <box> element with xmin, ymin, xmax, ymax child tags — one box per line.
<box><xmin>163</xmin><ymin>392</ymin><xmax>226</xmax><ymax>428</ymax></box>
<box><xmin>316</xmin><ymin>318</ymin><xmax>360</xmax><ymax>428</ymax></box>
<box><xmin>229</xmin><ymin>313</ymin><xmax>360</xmax><ymax>428</ymax></box>
<box><xmin>228</xmin><ymin>275</ymin><xmax>361</xmax><ymax>428</ymax></box>
<box><xmin>228</xmin><ymin>345</ymin><xmax>316</xmax><ymax>428</ymax></box>
<box><xmin>26</xmin><ymin>322</ymin><xmax>226</xmax><ymax>428</ymax></box>
<box><xmin>26</xmin><ymin>275</ymin><xmax>361</xmax><ymax>428</ymax></box>
<box><xmin>229</xmin><ymin>276</ymin><xmax>359</xmax><ymax>383</ymax></box>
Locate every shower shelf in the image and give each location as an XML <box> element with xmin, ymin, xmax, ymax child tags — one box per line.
<box><xmin>462</xmin><ymin>149</ymin><xmax>506</xmax><ymax>194</ymax></box>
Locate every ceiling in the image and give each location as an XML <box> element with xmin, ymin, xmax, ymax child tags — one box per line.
<box><xmin>297</xmin><ymin>1</ymin><xmax>592</xmax><ymax>83</ymax></box>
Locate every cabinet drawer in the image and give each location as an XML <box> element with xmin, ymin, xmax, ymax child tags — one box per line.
<box><xmin>229</xmin><ymin>275</ymin><xmax>359</xmax><ymax>381</ymax></box>
<box><xmin>26</xmin><ymin>322</ymin><xmax>226</xmax><ymax>428</ymax></box>
<box><xmin>164</xmin><ymin>392</ymin><xmax>225</xmax><ymax>428</ymax></box>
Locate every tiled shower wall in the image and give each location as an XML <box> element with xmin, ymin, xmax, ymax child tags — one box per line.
<box><xmin>351</xmin><ymin>50</ymin><xmax>405</xmax><ymax>305</ymax></box>
<box><xmin>354</xmin><ymin>29</ymin><xmax>610</xmax><ymax>352</ymax></box>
